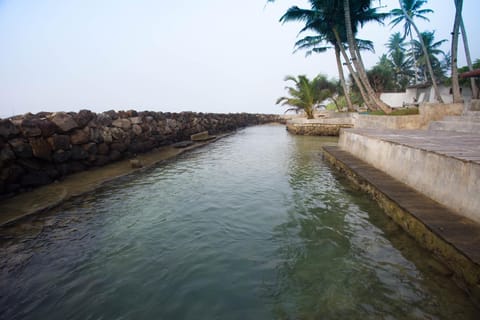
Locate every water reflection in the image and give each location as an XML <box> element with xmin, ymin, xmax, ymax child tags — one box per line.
<box><xmin>267</xmin><ymin>134</ymin><xmax>476</xmax><ymax>319</ymax></box>
<box><xmin>0</xmin><ymin>126</ymin><xmax>477</xmax><ymax>320</ymax></box>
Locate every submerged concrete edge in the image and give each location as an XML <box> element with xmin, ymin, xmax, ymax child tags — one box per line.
<box><xmin>0</xmin><ymin>132</ymin><xmax>233</xmax><ymax>227</ymax></box>
<box><xmin>322</xmin><ymin>145</ymin><xmax>480</xmax><ymax>303</ymax></box>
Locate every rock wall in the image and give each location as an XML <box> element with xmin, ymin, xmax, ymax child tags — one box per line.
<box><xmin>0</xmin><ymin>110</ymin><xmax>279</xmax><ymax>197</ymax></box>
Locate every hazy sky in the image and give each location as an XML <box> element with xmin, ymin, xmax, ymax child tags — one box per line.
<box><xmin>0</xmin><ymin>0</ymin><xmax>478</xmax><ymax>118</ymax></box>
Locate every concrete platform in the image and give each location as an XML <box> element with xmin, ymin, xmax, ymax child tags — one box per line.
<box><xmin>322</xmin><ymin>145</ymin><xmax>480</xmax><ymax>301</ymax></box>
<box><xmin>338</xmin><ymin>128</ymin><xmax>480</xmax><ymax>224</ymax></box>
<box><xmin>429</xmin><ymin>110</ymin><xmax>480</xmax><ymax>133</ymax></box>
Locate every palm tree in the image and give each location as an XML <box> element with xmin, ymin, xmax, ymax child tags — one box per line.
<box><xmin>343</xmin><ymin>0</ymin><xmax>392</xmax><ymax>113</ymax></box>
<box><xmin>387</xmin><ymin>32</ymin><xmax>414</xmax><ymax>90</ymax></box>
<box><xmin>458</xmin><ymin>7</ymin><xmax>479</xmax><ymax>98</ymax></box>
<box><xmin>391</xmin><ymin>0</ymin><xmax>444</xmax><ymax>103</ymax></box>
<box><xmin>293</xmin><ymin>34</ymin><xmax>354</xmax><ymax>111</ymax></box>
<box><xmin>367</xmin><ymin>55</ymin><xmax>396</xmax><ymax>94</ymax></box>
<box><xmin>389</xmin><ymin>0</ymin><xmax>430</xmax><ymax>84</ymax></box>
<box><xmin>278</xmin><ymin>5</ymin><xmax>367</xmax><ymax>110</ymax></box>
<box><xmin>450</xmin><ymin>0</ymin><xmax>463</xmax><ymax>103</ymax></box>
<box><xmin>276</xmin><ymin>74</ymin><xmax>337</xmax><ymax>119</ymax></box>
<box><xmin>412</xmin><ymin>31</ymin><xmax>447</xmax><ymax>83</ymax></box>
<box><xmin>277</xmin><ymin>1</ymin><xmax>391</xmax><ymax>112</ymax></box>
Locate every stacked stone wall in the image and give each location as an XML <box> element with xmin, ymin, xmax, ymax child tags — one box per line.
<box><xmin>0</xmin><ymin>110</ymin><xmax>279</xmax><ymax>197</ymax></box>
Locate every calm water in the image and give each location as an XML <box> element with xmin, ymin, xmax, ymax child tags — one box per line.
<box><xmin>0</xmin><ymin>125</ymin><xmax>477</xmax><ymax>319</ymax></box>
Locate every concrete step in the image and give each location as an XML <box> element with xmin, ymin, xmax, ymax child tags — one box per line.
<box><xmin>468</xmin><ymin>99</ymin><xmax>480</xmax><ymax>111</ymax></box>
<box><xmin>463</xmin><ymin>110</ymin><xmax>480</xmax><ymax>117</ymax></box>
<box><xmin>338</xmin><ymin>128</ymin><xmax>480</xmax><ymax>224</ymax></box>
<box><xmin>443</xmin><ymin>115</ymin><xmax>480</xmax><ymax>122</ymax></box>
<box><xmin>428</xmin><ymin>120</ymin><xmax>480</xmax><ymax>133</ymax></box>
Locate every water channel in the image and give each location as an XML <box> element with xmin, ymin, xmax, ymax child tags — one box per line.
<box><xmin>0</xmin><ymin>124</ymin><xmax>478</xmax><ymax>319</ymax></box>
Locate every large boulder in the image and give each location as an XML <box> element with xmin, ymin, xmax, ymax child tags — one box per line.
<box><xmin>97</xmin><ymin>143</ymin><xmax>109</xmax><ymax>155</ymax></box>
<box><xmin>94</xmin><ymin>113</ymin><xmax>113</xmax><ymax>127</ymax></box>
<box><xmin>29</xmin><ymin>137</ymin><xmax>52</xmax><ymax>161</ymax></box>
<box><xmin>52</xmin><ymin>150</ymin><xmax>72</xmax><ymax>163</ymax></box>
<box><xmin>132</xmin><ymin>124</ymin><xmax>142</xmax><ymax>136</ymax></box>
<box><xmin>130</xmin><ymin>116</ymin><xmax>143</xmax><ymax>125</ymax></box>
<box><xmin>9</xmin><ymin>138</ymin><xmax>33</xmax><ymax>159</ymax></box>
<box><xmin>71</xmin><ymin>145</ymin><xmax>88</xmax><ymax>160</ymax></box>
<box><xmin>20</xmin><ymin>119</ymin><xmax>42</xmax><ymax>137</ymax></box>
<box><xmin>49</xmin><ymin>112</ymin><xmax>78</xmax><ymax>132</ymax></box>
<box><xmin>70</xmin><ymin>128</ymin><xmax>90</xmax><ymax>145</ymax></box>
<box><xmin>73</xmin><ymin>110</ymin><xmax>94</xmax><ymax>128</ymax></box>
<box><xmin>100</xmin><ymin>128</ymin><xmax>113</xmax><ymax>144</ymax></box>
<box><xmin>0</xmin><ymin>119</ymin><xmax>19</xmax><ymax>139</ymax></box>
<box><xmin>112</xmin><ymin>118</ymin><xmax>131</xmax><ymax>130</ymax></box>
<box><xmin>0</xmin><ymin>145</ymin><xmax>16</xmax><ymax>163</ymax></box>
<box><xmin>48</xmin><ymin>134</ymin><xmax>71</xmax><ymax>151</ymax></box>
<box><xmin>37</xmin><ymin>118</ymin><xmax>57</xmax><ymax>137</ymax></box>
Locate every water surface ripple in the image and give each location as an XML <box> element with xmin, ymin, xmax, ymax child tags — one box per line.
<box><xmin>0</xmin><ymin>125</ymin><xmax>477</xmax><ymax>319</ymax></box>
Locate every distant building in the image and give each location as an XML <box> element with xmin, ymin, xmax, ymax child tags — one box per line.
<box><xmin>380</xmin><ymin>83</ymin><xmax>473</xmax><ymax>108</ymax></box>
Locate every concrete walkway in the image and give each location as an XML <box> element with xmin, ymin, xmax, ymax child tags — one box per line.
<box><xmin>343</xmin><ymin>128</ymin><xmax>480</xmax><ymax>163</ymax></box>
<box><xmin>338</xmin><ymin>128</ymin><xmax>480</xmax><ymax>224</ymax></box>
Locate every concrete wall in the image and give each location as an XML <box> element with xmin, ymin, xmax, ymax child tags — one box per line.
<box><xmin>379</xmin><ymin>92</ymin><xmax>405</xmax><ymax>108</ymax></box>
<box><xmin>0</xmin><ymin>110</ymin><xmax>279</xmax><ymax>197</ymax></box>
<box><xmin>354</xmin><ymin>103</ymin><xmax>463</xmax><ymax>130</ymax></box>
<box><xmin>286</xmin><ymin>115</ymin><xmax>354</xmax><ymax>136</ymax></box>
<box><xmin>339</xmin><ymin>130</ymin><xmax>480</xmax><ymax>224</ymax></box>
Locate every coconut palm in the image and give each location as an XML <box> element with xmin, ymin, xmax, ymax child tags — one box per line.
<box><xmin>458</xmin><ymin>5</ymin><xmax>479</xmax><ymax>98</ymax></box>
<box><xmin>342</xmin><ymin>0</ymin><xmax>392</xmax><ymax>113</ymax></box>
<box><xmin>450</xmin><ymin>0</ymin><xmax>463</xmax><ymax>102</ymax></box>
<box><xmin>412</xmin><ymin>31</ymin><xmax>447</xmax><ymax>83</ymax></box>
<box><xmin>387</xmin><ymin>32</ymin><xmax>414</xmax><ymax>90</ymax></box>
<box><xmin>277</xmin><ymin>1</ymin><xmax>391</xmax><ymax>112</ymax></box>
<box><xmin>390</xmin><ymin>0</ymin><xmax>431</xmax><ymax>84</ymax></box>
<box><xmin>390</xmin><ymin>0</ymin><xmax>444</xmax><ymax>102</ymax></box>
<box><xmin>367</xmin><ymin>55</ymin><xmax>396</xmax><ymax>93</ymax></box>
<box><xmin>276</xmin><ymin>74</ymin><xmax>337</xmax><ymax>119</ymax></box>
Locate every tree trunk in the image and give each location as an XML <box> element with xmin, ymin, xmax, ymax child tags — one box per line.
<box><xmin>451</xmin><ymin>0</ymin><xmax>463</xmax><ymax>103</ymax></box>
<box><xmin>409</xmin><ymin>32</ymin><xmax>419</xmax><ymax>84</ymax></box>
<box><xmin>332</xmin><ymin>28</ymin><xmax>371</xmax><ymax>109</ymax></box>
<box><xmin>335</xmin><ymin>44</ymin><xmax>354</xmax><ymax>111</ymax></box>
<box><xmin>344</xmin><ymin>0</ymin><xmax>392</xmax><ymax>113</ymax></box>
<box><xmin>399</xmin><ymin>0</ymin><xmax>444</xmax><ymax>103</ymax></box>
<box><xmin>459</xmin><ymin>9</ymin><xmax>479</xmax><ymax>98</ymax></box>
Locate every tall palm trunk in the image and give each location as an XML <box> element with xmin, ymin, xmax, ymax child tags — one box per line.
<box><xmin>343</xmin><ymin>0</ymin><xmax>392</xmax><ymax>113</ymax></box>
<box><xmin>409</xmin><ymin>32</ymin><xmax>419</xmax><ymax>84</ymax></box>
<box><xmin>332</xmin><ymin>28</ymin><xmax>371</xmax><ymax>108</ymax></box>
<box><xmin>459</xmin><ymin>10</ymin><xmax>478</xmax><ymax>98</ymax></box>
<box><xmin>335</xmin><ymin>44</ymin><xmax>354</xmax><ymax>111</ymax></box>
<box><xmin>451</xmin><ymin>0</ymin><xmax>463</xmax><ymax>103</ymax></box>
<box><xmin>398</xmin><ymin>0</ymin><xmax>444</xmax><ymax>103</ymax></box>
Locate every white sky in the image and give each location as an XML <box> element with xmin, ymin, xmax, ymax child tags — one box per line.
<box><xmin>0</xmin><ymin>0</ymin><xmax>478</xmax><ymax>118</ymax></box>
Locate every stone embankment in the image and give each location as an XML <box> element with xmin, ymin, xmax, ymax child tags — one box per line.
<box><xmin>0</xmin><ymin>110</ymin><xmax>279</xmax><ymax>197</ymax></box>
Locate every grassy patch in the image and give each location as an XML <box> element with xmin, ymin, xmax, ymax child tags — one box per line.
<box><xmin>365</xmin><ymin>108</ymin><xmax>419</xmax><ymax>116</ymax></box>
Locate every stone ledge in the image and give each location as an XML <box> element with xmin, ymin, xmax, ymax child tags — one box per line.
<box><xmin>322</xmin><ymin>145</ymin><xmax>480</xmax><ymax>303</ymax></box>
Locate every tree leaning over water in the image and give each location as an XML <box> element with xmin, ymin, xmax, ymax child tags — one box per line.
<box><xmin>450</xmin><ymin>0</ymin><xmax>463</xmax><ymax>103</ymax></box>
<box><xmin>342</xmin><ymin>0</ymin><xmax>392</xmax><ymax>113</ymax></box>
<box><xmin>276</xmin><ymin>74</ymin><xmax>337</xmax><ymax>119</ymax></box>
<box><xmin>271</xmin><ymin>0</ymin><xmax>392</xmax><ymax>113</ymax></box>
